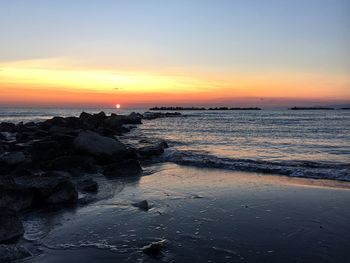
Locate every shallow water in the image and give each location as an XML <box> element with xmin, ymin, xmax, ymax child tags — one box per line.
<box><xmin>132</xmin><ymin>110</ymin><xmax>350</xmax><ymax>181</ymax></box>
<box><xmin>24</xmin><ymin>164</ymin><xmax>350</xmax><ymax>263</ymax></box>
<box><xmin>1</xmin><ymin>107</ymin><xmax>349</xmax><ymax>180</ymax></box>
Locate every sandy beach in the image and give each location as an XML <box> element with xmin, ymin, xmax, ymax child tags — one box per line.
<box><xmin>23</xmin><ymin>163</ymin><xmax>350</xmax><ymax>263</ymax></box>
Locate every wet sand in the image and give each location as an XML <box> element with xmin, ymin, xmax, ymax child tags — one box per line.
<box><xmin>23</xmin><ymin>163</ymin><xmax>350</xmax><ymax>263</ymax></box>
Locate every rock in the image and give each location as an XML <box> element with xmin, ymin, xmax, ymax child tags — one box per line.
<box><xmin>41</xmin><ymin>116</ymin><xmax>66</xmax><ymax>130</ymax></box>
<box><xmin>31</xmin><ymin>140</ymin><xmax>69</xmax><ymax>162</ymax></box>
<box><xmin>138</xmin><ymin>142</ymin><xmax>167</xmax><ymax>158</ymax></box>
<box><xmin>0</xmin><ymin>185</ymin><xmax>34</xmax><ymax>211</ymax></box>
<box><xmin>78</xmin><ymin>178</ymin><xmax>98</xmax><ymax>193</ymax></box>
<box><xmin>0</xmin><ymin>146</ymin><xmax>4</xmax><ymax>156</ymax></box>
<box><xmin>48</xmin><ymin>125</ymin><xmax>79</xmax><ymax>136</ymax></box>
<box><xmin>13</xmin><ymin>172</ymin><xmax>78</xmax><ymax>205</ymax></box>
<box><xmin>0</xmin><ymin>244</ymin><xmax>31</xmax><ymax>262</ymax></box>
<box><xmin>0</xmin><ymin>162</ymin><xmax>11</xmax><ymax>175</ymax></box>
<box><xmin>46</xmin><ymin>184</ymin><xmax>77</xmax><ymax>204</ymax></box>
<box><xmin>79</xmin><ymin>112</ymin><xmax>93</xmax><ymax>120</ymax></box>
<box><xmin>103</xmin><ymin>159</ymin><xmax>142</xmax><ymax>177</ymax></box>
<box><xmin>79</xmin><ymin>112</ymin><xmax>107</xmax><ymax>130</ymax></box>
<box><xmin>124</xmin><ymin>112</ymin><xmax>142</xmax><ymax>124</ymax></box>
<box><xmin>142</xmin><ymin>239</ymin><xmax>167</xmax><ymax>255</ymax></box>
<box><xmin>64</xmin><ymin>117</ymin><xmax>84</xmax><ymax>129</ymax></box>
<box><xmin>47</xmin><ymin>155</ymin><xmax>97</xmax><ymax>174</ymax></box>
<box><xmin>0</xmin><ymin>123</ymin><xmax>16</xmax><ymax>133</ymax></box>
<box><xmin>142</xmin><ymin>111</ymin><xmax>182</xmax><ymax>120</ymax></box>
<box><xmin>159</xmin><ymin>141</ymin><xmax>168</xmax><ymax>148</ymax></box>
<box><xmin>93</xmin><ymin>111</ymin><xmax>107</xmax><ymax>121</ymax></box>
<box><xmin>102</xmin><ymin>116</ymin><xmax>123</xmax><ymax>131</ymax></box>
<box><xmin>94</xmin><ymin>126</ymin><xmax>117</xmax><ymax>137</ymax></box>
<box><xmin>0</xmin><ymin>208</ymin><xmax>24</xmax><ymax>243</ymax></box>
<box><xmin>132</xmin><ymin>200</ymin><xmax>150</xmax><ymax>211</ymax></box>
<box><xmin>73</xmin><ymin>130</ymin><xmax>127</xmax><ymax>157</ymax></box>
<box><xmin>0</xmin><ymin>152</ymin><xmax>25</xmax><ymax>165</ymax></box>
<box><xmin>0</xmin><ymin>133</ymin><xmax>6</xmax><ymax>141</ymax></box>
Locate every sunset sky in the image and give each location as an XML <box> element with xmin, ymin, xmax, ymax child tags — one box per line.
<box><xmin>0</xmin><ymin>0</ymin><xmax>349</xmax><ymax>108</ymax></box>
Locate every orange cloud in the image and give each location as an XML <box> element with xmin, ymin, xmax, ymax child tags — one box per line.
<box><xmin>0</xmin><ymin>58</ymin><xmax>349</xmax><ymax>107</ymax></box>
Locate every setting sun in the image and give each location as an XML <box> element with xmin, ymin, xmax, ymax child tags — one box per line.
<box><xmin>115</xmin><ymin>104</ymin><xmax>121</xmax><ymax>109</ymax></box>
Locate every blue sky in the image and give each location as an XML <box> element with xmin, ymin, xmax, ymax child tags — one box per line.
<box><xmin>1</xmin><ymin>0</ymin><xmax>349</xmax><ymax>73</ymax></box>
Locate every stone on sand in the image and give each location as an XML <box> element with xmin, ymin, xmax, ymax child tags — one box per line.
<box><xmin>0</xmin><ymin>208</ymin><xmax>24</xmax><ymax>244</ymax></box>
<box><xmin>0</xmin><ymin>244</ymin><xmax>31</xmax><ymax>262</ymax></box>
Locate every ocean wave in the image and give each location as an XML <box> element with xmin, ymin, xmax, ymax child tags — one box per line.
<box><xmin>161</xmin><ymin>149</ymin><xmax>350</xmax><ymax>181</ymax></box>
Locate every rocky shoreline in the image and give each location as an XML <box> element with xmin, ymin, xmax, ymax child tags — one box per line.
<box><xmin>0</xmin><ymin>111</ymin><xmax>177</xmax><ymax>262</ymax></box>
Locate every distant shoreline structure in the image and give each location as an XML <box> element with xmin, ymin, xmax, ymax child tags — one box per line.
<box><xmin>149</xmin><ymin>107</ymin><xmax>262</xmax><ymax>111</ymax></box>
<box><xmin>289</xmin><ymin>107</ymin><xmax>335</xmax><ymax>110</ymax></box>
<box><xmin>149</xmin><ymin>106</ymin><xmax>350</xmax><ymax>111</ymax></box>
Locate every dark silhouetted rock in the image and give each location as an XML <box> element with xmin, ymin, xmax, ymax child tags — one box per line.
<box><xmin>125</xmin><ymin>112</ymin><xmax>142</xmax><ymax>124</ymax></box>
<box><xmin>47</xmin><ymin>155</ymin><xmax>98</xmax><ymax>174</ymax></box>
<box><xmin>103</xmin><ymin>159</ymin><xmax>142</xmax><ymax>177</ymax></box>
<box><xmin>0</xmin><ymin>123</ymin><xmax>16</xmax><ymax>133</ymax></box>
<box><xmin>0</xmin><ymin>133</ymin><xmax>6</xmax><ymax>141</ymax></box>
<box><xmin>138</xmin><ymin>142</ymin><xmax>167</xmax><ymax>158</ymax></box>
<box><xmin>79</xmin><ymin>178</ymin><xmax>98</xmax><ymax>193</ymax></box>
<box><xmin>48</xmin><ymin>125</ymin><xmax>79</xmax><ymax>136</ymax></box>
<box><xmin>132</xmin><ymin>200</ymin><xmax>150</xmax><ymax>211</ymax></box>
<box><xmin>73</xmin><ymin>130</ymin><xmax>127</xmax><ymax>157</ymax></box>
<box><xmin>102</xmin><ymin>116</ymin><xmax>123</xmax><ymax>131</ymax></box>
<box><xmin>41</xmin><ymin>116</ymin><xmax>66</xmax><ymax>130</ymax></box>
<box><xmin>31</xmin><ymin>140</ymin><xmax>68</xmax><ymax>163</ymax></box>
<box><xmin>0</xmin><ymin>152</ymin><xmax>25</xmax><ymax>165</ymax></box>
<box><xmin>0</xmin><ymin>185</ymin><xmax>34</xmax><ymax>211</ymax></box>
<box><xmin>79</xmin><ymin>112</ymin><xmax>93</xmax><ymax>120</ymax></box>
<box><xmin>142</xmin><ymin>239</ymin><xmax>167</xmax><ymax>255</ymax></box>
<box><xmin>0</xmin><ymin>208</ymin><xmax>24</xmax><ymax>243</ymax></box>
<box><xmin>13</xmin><ymin>172</ymin><xmax>78</xmax><ymax>205</ymax></box>
<box><xmin>0</xmin><ymin>244</ymin><xmax>31</xmax><ymax>263</ymax></box>
<box><xmin>143</xmin><ymin>111</ymin><xmax>182</xmax><ymax>120</ymax></box>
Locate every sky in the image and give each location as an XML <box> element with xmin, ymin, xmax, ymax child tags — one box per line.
<box><xmin>0</xmin><ymin>0</ymin><xmax>349</xmax><ymax>108</ymax></box>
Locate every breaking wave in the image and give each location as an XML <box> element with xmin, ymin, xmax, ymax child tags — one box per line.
<box><xmin>161</xmin><ymin>149</ymin><xmax>350</xmax><ymax>181</ymax></box>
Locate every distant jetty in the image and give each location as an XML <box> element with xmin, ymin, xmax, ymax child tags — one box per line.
<box><xmin>289</xmin><ymin>107</ymin><xmax>335</xmax><ymax>110</ymax></box>
<box><xmin>208</xmin><ymin>107</ymin><xmax>261</xmax><ymax>111</ymax></box>
<box><xmin>149</xmin><ymin>106</ymin><xmax>261</xmax><ymax>111</ymax></box>
<box><xmin>149</xmin><ymin>107</ymin><xmax>206</xmax><ymax>111</ymax></box>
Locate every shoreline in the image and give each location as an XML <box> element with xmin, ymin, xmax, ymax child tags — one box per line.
<box><xmin>1</xmin><ymin>111</ymin><xmax>350</xmax><ymax>262</ymax></box>
<box><xmin>25</xmin><ymin>163</ymin><xmax>350</xmax><ymax>263</ymax></box>
<box><xmin>0</xmin><ymin>111</ymin><xmax>175</xmax><ymax>261</ymax></box>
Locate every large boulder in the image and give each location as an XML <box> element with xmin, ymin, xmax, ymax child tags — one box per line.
<box><xmin>0</xmin><ymin>244</ymin><xmax>31</xmax><ymax>263</ymax></box>
<box><xmin>31</xmin><ymin>140</ymin><xmax>69</xmax><ymax>162</ymax></box>
<box><xmin>0</xmin><ymin>152</ymin><xmax>25</xmax><ymax>165</ymax></box>
<box><xmin>78</xmin><ymin>178</ymin><xmax>98</xmax><ymax>193</ymax></box>
<box><xmin>80</xmin><ymin>111</ymin><xmax>106</xmax><ymax>123</ymax></box>
<box><xmin>41</xmin><ymin>116</ymin><xmax>66</xmax><ymax>130</ymax></box>
<box><xmin>102</xmin><ymin>116</ymin><xmax>124</xmax><ymax>131</ymax></box>
<box><xmin>0</xmin><ymin>185</ymin><xmax>34</xmax><ymax>211</ymax></box>
<box><xmin>0</xmin><ymin>133</ymin><xmax>6</xmax><ymax>141</ymax></box>
<box><xmin>138</xmin><ymin>142</ymin><xmax>168</xmax><ymax>158</ymax></box>
<box><xmin>73</xmin><ymin>130</ymin><xmax>127</xmax><ymax>157</ymax></box>
<box><xmin>0</xmin><ymin>208</ymin><xmax>24</xmax><ymax>243</ymax></box>
<box><xmin>47</xmin><ymin>155</ymin><xmax>98</xmax><ymax>174</ymax></box>
<box><xmin>0</xmin><ymin>123</ymin><xmax>16</xmax><ymax>133</ymax></box>
<box><xmin>123</xmin><ymin>112</ymin><xmax>142</xmax><ymax>124</ymax></box>
<box><xmin>13</xmin><ymin>172</ymin><xmax>78</xmax><ymax>205</ymax></box>
<box><xmin>48</xmin><ymin>125</ymin><xmax>79</xmax><ymax>136</ymax></box>
<box><xmin>142</xmin><ymin>239</ymin><xmax>167</xmax><ymax>255</ymax></box>
<box><xmin>103</xmin><ymin>159</ymin><xmax>142</xmax><ymax>177</ymax></box>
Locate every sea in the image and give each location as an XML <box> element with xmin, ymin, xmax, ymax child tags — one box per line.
<box><xmin>1</xmin><ymin>107</ymin><xmax>349</xmax><ymax>181</ymax></box>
